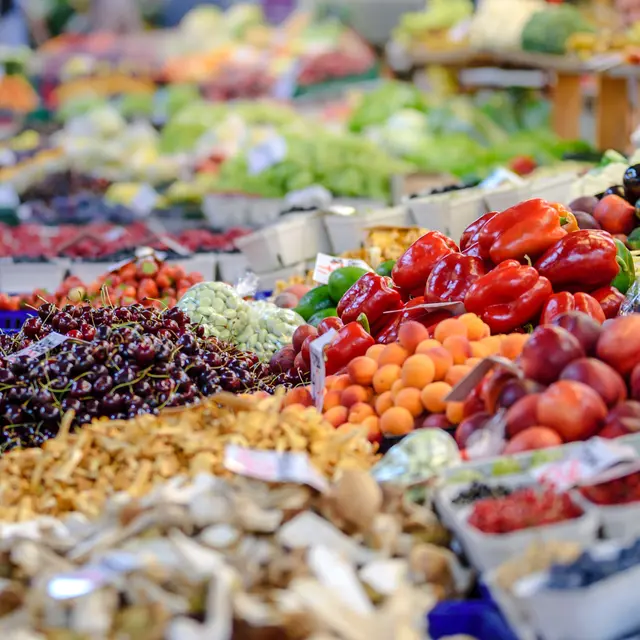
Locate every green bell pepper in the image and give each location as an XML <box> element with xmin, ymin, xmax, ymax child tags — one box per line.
<box><xmin>294</xmin><ymin>285</ymin><xmax>334</xmax><ymax>321</ymax></box>
<box><xmin>375</xmin><ymin>260</ymin><xmax>396</xmax><ymax>277</ymax></box>
<box><xmin>611</xmin><ymin>238</ymin><xmax>636</xmax><ymax>294</ymax></box>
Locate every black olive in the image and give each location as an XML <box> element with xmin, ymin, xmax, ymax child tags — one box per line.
<box><xmin>623</xmin><ymin>165</ymin><xmax>640</xmax><ymax>203</ymax></box>
<box><xmin>603</xmin><ymin>185</ymin><xmax>625</xmax><ymax>199</ymax></box>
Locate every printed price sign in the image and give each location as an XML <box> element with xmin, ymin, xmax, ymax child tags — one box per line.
<box><xmin>272</xmin><ymin>60</ymin><xmax>300</xmax><ymax>100</ymax></box>
<box><xmin>0</xmin><ymin>183</ymin><xmax>19</xmax><ymax>208</ymax></box>
<box><xmin>312</xmin><ymin>253</ymin><xmax>373</xmax><ymax>284</ymax></box>
<box><xmin>130</xmin><ymin>184</ymin><xmax>159</xmax><ymax>216</ymax></box>
<box><xmin>224</xmin><ymin>445</ymin><xmax>328</xmax><ymax>492</ymax></box>
<box><xmin>310</xmin><ymin>328</ymin><xmax>337</xmax><ymax>412</ymax></box>
<box><xmin>532</xmin><ymin>438</ymin><xmax>638</xmax><ymax>491</ymax></box>
<box><xmin>247</xmin><ymin>135</ymin><xmax>287</xmax><ymax>176</ymax></box>
<box><xmin>8</xmin><ymin>332</ymin><xmax>69</xmax><ymax>362</ymax></box>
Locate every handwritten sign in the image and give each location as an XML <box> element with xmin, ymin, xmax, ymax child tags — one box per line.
<box><xmin>310</xmin><ymin>329</ymin><xmax>337</xmax><ymax>412</ymax></box>
<box><xmin>248</xmin><ymin>135</ymin><xmax>287</xmax><ymax>175</ymax></box>
<box><xmin>8</xmin><ymin>332</ymin><xmax>68</xmax><ymax>362</ymax></box>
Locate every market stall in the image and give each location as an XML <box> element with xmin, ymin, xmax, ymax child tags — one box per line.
<box><xmin>2</xmin><ymin>1</ymin><xmax>640</xmax><ymax>638</ymax></box>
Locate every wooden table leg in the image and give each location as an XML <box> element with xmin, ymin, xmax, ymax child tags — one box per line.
<box><xmin>552</xmin><ymin>73</ymin><xmax>582</xmax><ymax>140</ymax></box>
<box><xmin>596</xmin><ymin>74</ymin><xmax>631</xmax><ymax>152</ymax></box>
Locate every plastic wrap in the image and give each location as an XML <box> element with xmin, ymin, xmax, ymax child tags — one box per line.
<box><xmin>620</xmin><ymin>279</ymin><xmax>640</xmax><ymax>315</ymax></box>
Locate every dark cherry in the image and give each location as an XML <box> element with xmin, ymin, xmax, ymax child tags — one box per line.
<box><xmin>38</xmin><ymin>405</ymin><xmax>60</xmax><ymax>422</ymax></box>
<box><xmin>93</xmin><ymin>375</ymin><xmax>113</xmax><ymax>396</ymax></box>
<box><xmin>70</xmin><ymin>379</ymin><xmax>92</xmax><ymax>398</ymax></box>
<box><xmin>61</xmin><ymin>398</ymin><xmax>82</xmax><ymax>413</ymax></box>
<box><xmin>22</xmin><ymin>317</ymin><xmax>42</xmax><ymax>337</ymax></box>
<box><xmin>101</xmin><ymin>392</ymin><xmax>123</xmax><ymax>412</ymax></box>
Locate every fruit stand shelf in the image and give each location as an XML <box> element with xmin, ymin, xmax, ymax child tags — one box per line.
<box><xmin>386</xmin><ymin>45</ymin><xmax>633</xmax><ymax>153</ymax></box>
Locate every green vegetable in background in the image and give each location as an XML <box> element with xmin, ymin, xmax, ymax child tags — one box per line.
<box><xmin>295</xmin><ymin>285</ymin><xmax>334</xmax><ymax>321</ymax></box>
<box><xmin>328</xmin><ymin>266</ymin><xmax>368</xmax><ymax>304</ymax></box>
<box><xmin>308</xmin><ymin>308</ymin><xmax>338</xmax><ymax>327</ymax></box>
<box><xmin>628</xmin><ymin>228</ymin><xmax>640</xmax><ymax>251</ymax></box>
<box><xmin>521</xmin><ymin>5</ymin><xmax>595</xmax><ymax>55</ymax></box>
<box><xmin>376</xmin><ymin>260</ymin><xmax>396</xmax><ymax>277</ymax></box>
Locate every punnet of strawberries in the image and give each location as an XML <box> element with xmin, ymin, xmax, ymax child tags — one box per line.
<box><xmin>579</xmin><ymin>471</ymin><xmax>640</xmax><ymax>506</ymax></box>
<box><xmin>468</xmin><ymin>487</ymin><xmax>583</xmax><ymax>534</ymax></box>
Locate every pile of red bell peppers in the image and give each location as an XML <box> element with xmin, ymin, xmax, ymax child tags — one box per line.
<box><xmin>331</xmin><ymin>199</ymin><xmax>634</xmax><ymax>352</ymax></box>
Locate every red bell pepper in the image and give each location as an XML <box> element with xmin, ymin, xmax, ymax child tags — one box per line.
<box><xmin>324</xmin><ymin>314</ymin><xmax>375</xmax><ymax>375</ymax></box>
<box><xmin>391</xmin><ymin>231</ymin><xmax>459</xmax><ymax>294</ymax></box>
<box><xmin>540</xmin><ymin>292</ymin><xmax>606</xmax><ymax>325</ymax></box>
<box><xmin>336</xmin><ymin>272</ymin><xmax>402</xmax><ymax>334</ymax></box>
<box><xmin>460</xmin><ymin>211</ymin><xmax>497</xmax><ymax>251</ymax></box>
<box><xmin>590</xmin><ymin>286</ymin><xmax>626</xmax><ymax>319</ymax></box>
<box><xmin>425</xmin><ymin>253</ymin><xmax>486</xmax><ymax>303</ymax></box>
<box><xmin>462</xmin><ymin>242</ymin><xmax>494</xmax><ymax>270</ymax></box>
<box><xmin>464</xmin><ymin>260</ymin><xmax>553</xmax><ymax>333</ymax></box>
<box><xmin>375</xmin><ymin>297</ymin><xmax>453</xmax><ymax>344</ymax></box>
<box><xmin>534</xmin><ymin>229</ymin><xmax>620</xmax><ymax>292</ymax></box>
<box><xmin>478</xmin><ymin>199</ymin><xmax>569</xmax><ymax>263</ymax></box>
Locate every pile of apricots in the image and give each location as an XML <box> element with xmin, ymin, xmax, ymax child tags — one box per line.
<box><xmin>282</xmin><ymin>313</ymin><xmax>529</xmax><ymax>442</ymax></box>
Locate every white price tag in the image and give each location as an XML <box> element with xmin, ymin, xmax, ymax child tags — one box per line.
<box><xmin>8</xmin><ymin>332</ymin><xmax>69</xmax><ymax>362</ymax></box>
<box><xmin>0</xmin><ymin>182</ymin><xmax>19</xmax><ymax>208</ymax></box>
<box><xmin>532</xmin><ymin>438</ymin><xmax>638</xmax><ymax>491</ymax></box>
<box><xmin>247</xmin><ymin>135</ymin><xmax>287</xmax><ymax>176</ymax></box>
<box><xmin>285</xmin><ymin>184</ymin><xmax>332</xmax><ymax>209</ymax></box>
<box><xmin>272</xmin><ymin>59</ymin><xmax>300</xmax><ymax>100</ymax></box>
<box><xmin>480</xmin><ymin>168</ymin><xmax>526</xmax><ymax>191</ymax></box>
<box><xmin>312</xmin><ymin>253</ymin><xmax>373</xmax><ymax>285</ymax></box>
<box><xmin>310</xmin><ymin>329</ymin><xmax>337</xmax><ymax>412</ymax></box>
<box><xmin>130</xmin><ymin>184</ymin><xmax>158</xmax><ymax>216</ymax></box>
<box><xmin>0</xmin><ymin>148</ymin><xmax>16</xmax><ymax>167</ymax></box>
<box><xmin>224</xmin><ymin>445</ymin><xmax>328</xmax><ymax>492</ymax></box>
<box><xmin>104</xmin><ymin>226</ymin><xmax>126</xmax><ymax>242</ymax></box>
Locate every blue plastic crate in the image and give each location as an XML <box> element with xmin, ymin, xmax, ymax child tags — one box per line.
<box><xmin>0</xmin><ymin>310</ymin><xmax>36</xmax><ymax>334</ymax></box>
<box><xmin>428</xmin><ymin>600</ymin><xmax>519</xmax><ymax>640</ymax></box>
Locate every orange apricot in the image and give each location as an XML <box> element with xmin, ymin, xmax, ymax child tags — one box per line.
<box><xmin>421</xmin><ymin>381</ymin><xmax>452</xmax><ymax>413</ymax></box>
<box><xmin>373</xmin><ymin>364</ymin><xmax>402</xmax><ymax>394</ymax></box>
<box><xmin>416</xmin><ymin>338</ymin><xmax>442</xmax><ymax>354</ymax></box>
<box><xmin>361</xmin><ymin>415</ymin><xmax>381</xmax><ymax>441</ymax></box>
<box><xmin>480</xmin><ymin>336</ymin><xmax>502</xmax><ymax>355</ymax></box>
<box><xmin>282</xmin><ymin>403</ymin><xmax>307</xmax><ymax>414</ymax></box>
<box><xmin>401</xmin><ymin>354</ymin><xmax>436</xmax><ymax>389</ymax></box>
<box><xmin>465</xmin><ymin>357</ymin><xmax>483</xmax><ymax>368</ymax></box>
<box><xmin>283</xmin><ymin>386</ymin><xmax>313</xmax><ymax>407</ymax></box>
<box><xmin>446</xmin><ymin>401</ymin><xmax>465</xmax><ymax>425</ymax></box>
<box><xmin>394</xmin><ymin>387</ymin><xmax>423</xmax><ymax>417</ymax></box>
<box><xmin>378</xmin><ymin>343</ymin><xmax>409</xmax><ymax>367</ymax></box>
<box><xmin>390</xmin><ymin>378</ymin><xmax>405</xmax><ymax>400</ymax></box>
<box><xmin>323</xmin><ymin>390</ymin><xmax>342</xmax><ymax>412</ymax></box>
<box><xmin>374</xmin><ymin>391</ymin><xmax>393</xmax><ymax>415</ymax></box>
<box><xmin>398</xmin><ymin>321</ymin><xmax>430</xmax><ymax>354</ymax></box>
<box><xmin>470</xmin><ymin>341</ymin><xmax>490</xmax><ymax>359</ymax></box>
<box><xmin>341</xmin><ymin>385</ymin><xmax>369</xmax><ymax>408</ymax></box>
<box><xmin>458</xmin><ymin>313</ymin><xmax>490</xmax><ymax>340</ymax></box>
<box><xmin>434</xmin><ymin>318</ymin><xmax>468</xmax><ymax>343</ymax></box>
<box><xmin>422</xmin><ymin>346</ymin><xmax>454</xmax><ymax>381</ymax></box>
<box><xmin>347</xmin><ymin>356</ymin><xmax>378</xmax><ymax>386</ymax></box>
<box><xmin>380</xmin><ymin>406</ymin><xmax>414</xmax><ymax>436</ymax></box>
<box><xmin>365</xmin><ymin>344</ymin><xmax>385</xmax><ymax>363</ymax></box>
<box><xmin>324</xmin><ymin>406</ymin><xmax>348</xmax><ymax>428</ymax></box>
<box><xmin>349</xmin><ymin>402</ymin><xmax>375</xmax><ymax>424</ymax></box>
<box><xmin>327</xmin><ymin>374</ymin><xmax>351</xmax><ymax>391</ymax></box>
<box><xmin>500</xmin><ymin>333</ymin><xmax>530</xmax><ymax>361</ymax></box>
<box><xmin>442</xmin><ymin>335</ymin><xmax>472</xmax><ymax>365</ymax></box>
<box><xmin>445</xmin><ymin>364</ymin><xmax>472</xmax><ymax>387</ymax></box>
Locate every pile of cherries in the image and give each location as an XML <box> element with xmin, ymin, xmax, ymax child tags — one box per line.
<box><xmin>0</xmin><ymin>304</ymin><xmax>283</xmax><ymax>450</ymax></box>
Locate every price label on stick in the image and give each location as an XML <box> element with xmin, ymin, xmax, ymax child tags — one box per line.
<box><xmin>224</xmin><ymin>445</ymin><xmax>328</xmax><ymax>492</ymax></box>
<box><xmin>8</xmin><ymin>332</ymin><xmax>69</xmax><ymax>362</ymax></box>
<box><xmin>310</xmin><ymin>329</ymin><xmax>337</xmax><ymax>412</ymax></box>
<box><xmin>532</xmin><ymin>438</ymin><xmax>638</xmax><ymax>491</ymax></box>
<box><xmin>247</xmin><ymin>135</ymin><xmax>287</xmax><ymax>175</ymax></box>
<box><xmin>312</xmin><ymin>253</ymin><xmax>373</xmax><ymax>284</ymax></box>
<box><xmin>445</xmin><ymin>356</ymin><xmax>523</xmax><ymax>403</ymax></box>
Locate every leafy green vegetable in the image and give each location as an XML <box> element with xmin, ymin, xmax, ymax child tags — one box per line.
<box><xmin>521</xmin><ymin>5</ymin><xmax>595</xmax><ymax>55</ymax></box>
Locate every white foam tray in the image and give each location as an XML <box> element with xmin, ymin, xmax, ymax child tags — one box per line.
<box><xmin>203</xmin><ymin>194</ymin><xmax>282</xmax><ymax>230</ymax></box>
<box><xmin>519</xmin><ymin>547</ymin><xmax>640</xmax><ymax>640</ymax></box>
<box><xmin>483</xmin><ymin>184</ymin><xmax>533</xmax><ymax>212</ymax></box>
<box><xmin>323</xmin><ymin>205</ymin><xmax>410</xmax><ymax>254</ymax></box>
<box><xmin>530</xmin><ymin>171</ymin><xmax>579</xmax><ymax>204</ymax></box>
<box><xmin>256</xmin><ymin>262</ymin><xmax>307</xmax><ymax>292</ymax></box>
<box><xmin>407</xmin><ymin>189</ymin><xmax>487</xmax><ymax>242</ymax></box>
<box><xmin>454</xmin><ymin>498</ymin><xmax>599</xmax><ymax>572</ymax></box>
<box><xmin>216</xmin><ymin>253</ymin><xmax>250</xmax><ymax>284</ymax></box>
